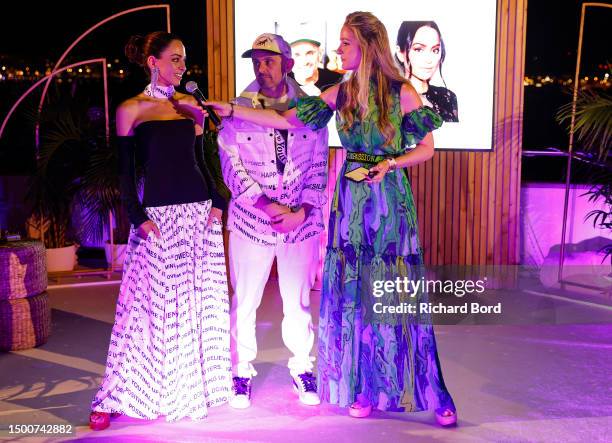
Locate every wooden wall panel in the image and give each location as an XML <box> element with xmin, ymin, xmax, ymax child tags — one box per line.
<box><xmin>207</xmin><ymin>0</ymin><xmax>527</xmax><ymax>265</ymax></box>
<box><xmin>403</xmin><ymin>0</ymin><xmax>527</xmax><ymax>265</ymax></box>
<box><xmin>206</xmin><ymin>0</ymin><xmax>235</xmax><ymax>101</ymax></box>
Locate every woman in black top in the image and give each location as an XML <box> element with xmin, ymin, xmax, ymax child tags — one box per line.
<box><xmin>395</xmin><ymin>21</ymin><xmax>459</xmax><ymax>122</ymax></box>
<box><xmin>89</xmin><ymin>32</ymin><xmax>231</xmax><ymax>430</ymax></box>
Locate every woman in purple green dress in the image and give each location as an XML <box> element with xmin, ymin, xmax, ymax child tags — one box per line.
<box><xmin>206</xmin><ymin>11</ymin><xmax>456</xmax><ymax>425</ymax></box>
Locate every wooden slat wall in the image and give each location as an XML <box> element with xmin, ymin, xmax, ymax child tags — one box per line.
<box><xmin>406</xmin><ymin>0</ymin><xmax>526</xmax><ymax>265</ymax></box>
<box><xmin>207</xmin><ymin>0</ymin><xmax>527</xmax><ymax>266</ymax></box>
<box><xmin>206</xmin><ymin>0</ymin><xmax>234</xmax><ymax>101</ymax></box>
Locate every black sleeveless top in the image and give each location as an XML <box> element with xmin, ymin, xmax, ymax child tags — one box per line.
<box><xmin>118</xmin><ymin>119</ymin><xmax>225</xmax><ymax>227</ymax></box>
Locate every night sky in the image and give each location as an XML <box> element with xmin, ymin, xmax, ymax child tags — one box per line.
<box><xmin>525</xmin><ymin>0</ymin><xmax>611</xmax><ymax>76</ymax></box>
<box><xmin>0</xmin><ymin>0</ymin><xmax>609</xmax><ymax>161</ymax></box>
<box><xmin>1</xmin><ymin>1</ymin><xmax>609</xmax><ymax>76</ymax></box>
<box><xmin>0</xmin><ymin>1</ymin><xmax>207</xmax><ymax>69</ymax></box>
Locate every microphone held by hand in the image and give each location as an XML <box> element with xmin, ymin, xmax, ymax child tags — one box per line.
<box><xmin>185</xmin><ymin>81</ymin><xmax>221</xmax><ymax>126</ymax></box>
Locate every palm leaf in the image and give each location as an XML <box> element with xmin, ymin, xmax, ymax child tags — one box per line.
<box><xmin>77</xmin><ymin>136</ymin><xmax>122</xmax><ymax>244</ymax></box>
<box><xmin>26</xmin><ymin>92</ymin><xmax>94</xmax><ymax>248</ymax></box>
<box><xmin>581</xmin><ymin>167</ymin><xmax>612</xmax><ymax>262</ymax></box>
<box><xmin>557</xmin><ymin>89</ymin><xmax>612</xmax><ymax>160</ymax></box>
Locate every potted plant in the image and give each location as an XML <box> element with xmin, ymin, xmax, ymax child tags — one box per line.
<box><xmin>557</xmin><ymin>76</ymin><xmax>612</xmax><ymax>266</ymax></box>
<box><xmin>76</xmin><ymin>110</ymin><xmax>130</xmax><ymax>269</ymax></box>
<box><xmin>26</xmin><ymin>93</ymin><xmax>107</xmax><ymax>272</ymax></box>
<box><xmin>26</xmin><ymin>95</ymin><xmax>92</xmax><ymax>271</ymax></box>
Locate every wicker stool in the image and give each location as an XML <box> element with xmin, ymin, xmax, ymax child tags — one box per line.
<box><xmin>0</xmin><ymin>241</ymin><xmax>47</xmax><ymax>300</ymax></box>
<box><xmin>0</xmin><ymin>291</ymin><xmax>51</xmax><ymax>351</ymax></box>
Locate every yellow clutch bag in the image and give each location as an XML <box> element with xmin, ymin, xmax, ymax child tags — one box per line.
<box><xmin>344</xmin><ymin>166</ymin><xmax>371</xmax><ymax>182</ymax></box>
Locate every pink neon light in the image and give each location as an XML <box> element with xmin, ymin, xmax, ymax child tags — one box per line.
<box><xmin>35</xmin><ymin>5</ymin><xmax>171</xmax><ymax>147</ymax></box>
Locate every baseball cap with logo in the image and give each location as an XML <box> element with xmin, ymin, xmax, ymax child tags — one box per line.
<box><xmin>241</xmin><ymin>33</ymin><xmax>292</xmax><ymax>59</ymax></box>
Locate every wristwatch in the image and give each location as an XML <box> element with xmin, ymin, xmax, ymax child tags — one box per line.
<box><xmin>386</xmin><ymin>157</ymin><xmax>397</xmax><ymax>170</ymax></box>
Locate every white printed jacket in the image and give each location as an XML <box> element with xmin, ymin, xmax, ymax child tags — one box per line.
<box><xmin>218</xmin><ymin>77</ymin><xmax>329</xmax><ymax>246</ymax></box>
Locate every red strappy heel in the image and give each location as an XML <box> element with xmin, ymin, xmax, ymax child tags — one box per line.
<box><xmin>89</xmin><ymin>411</ymin><xmax>118</xmax><ymax>431</ymax></box>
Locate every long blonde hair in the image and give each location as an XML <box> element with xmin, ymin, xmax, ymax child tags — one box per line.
<box><xmin>339</xmin><ymin>12</ymin><xmax>408</xmax><ymax>145</ymax></box>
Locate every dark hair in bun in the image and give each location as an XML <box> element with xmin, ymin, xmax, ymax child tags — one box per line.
<box><xmin>124</xmin><ymin>31</ymin><xmax>181</xmax><ymax>67</ymax></box>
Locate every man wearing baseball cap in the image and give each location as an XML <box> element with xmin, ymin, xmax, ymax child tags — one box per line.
<box><xmin>289</xmin><ymin>37</ymin><xmax>343</xmax><ymax>96</ymax></box>
<box><xmin>217</xmin><ymin>33</ymin><xmax>329</xmax><ymax>409</ymax></box>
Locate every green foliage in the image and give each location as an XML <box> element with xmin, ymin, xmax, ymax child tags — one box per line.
<box><xmin>583</xmin><ymin>169</ymin><xmax>612</xmax><ymax>262</ymax></box>
<box><xmin>78</xmin><ymin>124</ymin><xmax>130</xmax><ymax>245</ymax></box>
<box><xmin>557</xmin><ymin>87</ymin><xmax>612</xmax><ymax>160</ymax></box>
<box><xmin>557</xmin><ymin>79</ymin><xmax>612</xmax><ymax>262</ymax></box>
<box><xmin>27</xmin><ymin>95</ymin><xmax>90</xmax><ymax>248</ymax></box>
<box><xmin>27</xmin><ymin>93</ymin><xmax>130</xmax><ymax>248</ymax></box>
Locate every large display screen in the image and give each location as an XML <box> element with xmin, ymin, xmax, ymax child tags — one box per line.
<box><xmin>234</xmin><ymin>0</ymin><xmax>497</xmax><ymax>150</ymax></box>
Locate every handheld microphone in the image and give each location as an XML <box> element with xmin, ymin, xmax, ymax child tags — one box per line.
<box><xmin>185</xmin><ymin>81</ymin><xmax>222</xmax><ymax>126</ymax></box>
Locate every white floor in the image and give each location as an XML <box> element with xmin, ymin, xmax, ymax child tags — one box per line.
<box><xmin>1</xmin><ymin>277</ymin><xmax>611</xmax><ymax>442</ymax></box>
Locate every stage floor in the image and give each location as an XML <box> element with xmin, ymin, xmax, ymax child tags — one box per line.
<box><xmin>1</xmin><ymin>277</ymin><xmax>611</xmax><ymax>442</ymax></box>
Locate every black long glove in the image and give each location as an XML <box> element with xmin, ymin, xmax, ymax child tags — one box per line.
<box><xmin>117</xmin><ymin>136</ymin><xmax>148</xmax><ymax>227</ymax></box>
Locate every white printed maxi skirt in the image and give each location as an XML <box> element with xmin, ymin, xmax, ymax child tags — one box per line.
<box><xmin>91</xmin><ymin>201</ymin><xmax>231</xmax><ymax>421</ymax></box>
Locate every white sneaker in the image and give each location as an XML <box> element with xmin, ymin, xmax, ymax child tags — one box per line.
<box><xmin>229</xmin><ymin>376</ymin><xmax>252</xmax><ymax>409</ymax></box>
<box><xmin>292</xmin><ymin>372</ymin><xmax>321</xmax><ymax>406</ymax></box>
